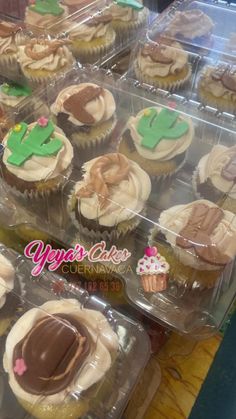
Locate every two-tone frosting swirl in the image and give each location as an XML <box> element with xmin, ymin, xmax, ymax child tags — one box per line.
<box><xmin>200</xmin><ymin>65</ymin><xmax>236</xmax><ymax>102</ymax></box>
<box><xmin>108</xmin><ymin>2</ymin><xmax>143</xmax><ymax>22</ymax></box>
<box><xmin>166</xmin><ymin>9</ymin><xmax>214</xmax><ymax>40</ymax></box>
<box><xmin>0</xmin><ymin>255</ymin><xmax>15</xmax><ymax>309</ymax></box>
<box><xmin>0</xmin><ymin>21</ymin><xmax>24</xmax><ymax>55</ymax></box>
<box><xmin>67</xmin><ymin>15</ymin><xmax>114</xmax><ymax>42</ymax></box>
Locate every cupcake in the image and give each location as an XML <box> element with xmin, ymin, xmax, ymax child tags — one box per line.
<box><xmin>107</xmin><ymin>0</ymin><xmax>148</xmax><ymax>43</ymax></box>
<box><xmin>0</xmin><ymin>254</ymin><xmax>16</xmax><ymax>336</ymax></box>
<box><xmin>51</xmin><ymin>82</ymin><xmax>117</xmax><ymax>156</ymax></box>
<box><xmin>62</xmin><ymin>0</ymin><xmax>95</xmax><ymax>14</ymax></box>
<box><xmin>136</xmin><ymin>246</ymin><xmax>169</xmax><ymax>293</ymax></box>
<box><xmin>0</xmin><ymin>21</ymin><xmax>24</xmax><ymax>77</ymax></box>
<box><xmin>0</xmin><ymin>82</ymin><xmax>32</xmax><ymax>113</ymax></box>
<box><xmin>1</xmin><ymin>117</ymin><xmax>73</xmax><ymax>198</ymax></box>
<box><xmin>198</xmin><ymin>64</ymin><xmax>236</xmax><ymax>113</ymax></box>
<box><xmin>67</xmin><ymin>14</ymin><xmax>116</xmax><ymax>64</ymax></box>
<box><xmin>151</xmin><ymin>199</ymin><xmax>236</xmax><ymax>289</ymax></box>
<box><xmin>0</xmin><ymin>107</ymin><xmax>13</xmax><ymax>142</ymax></box>
<box><xmin>24</xmin><ymin>0</ymin><xmax>69</xmax><ymax>33</ymax></box>
<box><xmin>18</xmin><ymin>38</ymin><xmax>75</xmax><ymax>85</ymax></box>
<box><xmin>165</xmin><ymin>9</ymin><xmax>214</xmax><ymax>48</ymax></box>
<box><xmin>193</xmin><ymin>144</ymin><xmax>236</xmax><ymax>212</ymax></box>
<box><xmin>134</xmin><ymin>39</ymin><xmax>191</xmax><ymax>91</ymax></box>
<box><xmin>3</xmin><ymin>299</ymin><xmax>119</xmax><ymax>419</ymax></box>
<box><xmin>68</xmin><ymin>152</ymin><xmax>151</xmax><ymax>241</ymax></box>
<box><xmin>224</xmin><ymin>33</ymin><xmax>236</xmax><ymax>62</ymax></box>
<box><xmin>119</xmin><ymin>106</ymin><xmax>194</xmax><ymax>180</ymax></box>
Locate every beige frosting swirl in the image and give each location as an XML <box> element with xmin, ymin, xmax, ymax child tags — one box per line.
<box><xmin>18</xmin><ymin>41</ymin><xmax>74</xmax><ymax>72</ymax></box>
<box><xmin>167</xmin><ymin>9</ymin><xmax>214</xmax><ymax>39</ymax></box>
<box><xmin>127</xmin><ymin>107</ymin><xmax>193</xmax><ymax>161</ymax></box>
<box><xmin>0</xmin><ymin>254</ymin><xmax>15</xmax><ymax>310</ymax></box>
<box><xmin>3</xmin><ymin>299</ymin><xmax>118</xmax><ymax>405</ymax></box>
<box><xmin>137</xmin><ymin>41</ymin><xmax>188</xmax><ymax>78</ymax></box>
<box><xmin>108</xmin><ymin>3</ymin><xmax>141</xmax><ymax>22</ymax></box>
<box><xmin>159</xmin><ymin>199</ymin><xmax>236</xmax><ymax>270</ymax></box>
<box><xmin>24</xmin><ymin>5</ymin><xmax>68</xmax><ymax>30</ymax></box>
<box><xmin>67</xmin><ymin>19</ymin><xmax>111</xmax><ymax>42</ymax></box>
<box><xmin>2</xmin><ymin>122</ymin><xmax>73</xmax><ymax>182</ymax></box>
<box><xmin>198</xmin><ymin>145</ymin><xmax>236</xmax><ymax>199</ymax></box>
<box><xmin>200</xmin><ymin>66</ymin><xmax>236</xmax><ymax>102</ymax></box>
<box><xmin>0</xmin><ymin>30</ymin><xmax>24</xmax><ymax>55</ymax></box>
<box><xmin>51</xmin><ymin>83</ymin><xmax>116</xmax><ymax>127</ymax></box>
<box><xmin>75</xmin><ymin>154</ymin><xmax>151</xmax><ymax>227</ymax></box>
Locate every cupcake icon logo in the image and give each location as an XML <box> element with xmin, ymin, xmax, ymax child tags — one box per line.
<box><xmin>136</xmin><ymin>246</ymin><xmax>169</xmax><ymax>293</ymax></box>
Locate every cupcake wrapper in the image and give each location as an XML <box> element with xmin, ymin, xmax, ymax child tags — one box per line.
<box><xmin>134</xmin><ymin>60</ymin><xmax>192</xmax><ymax>91</ymax></box>
<box><xmin>141</xmin><ymin>274</ymin><xmax>167</xmax><ymax>293</ymax></box>
<box><xmin>0</xmin><ymin>53</ymin><xmax>20</xmax><ymax>78</ymax></box>
<box><xmin>149</xmin><ymin>155</ymin><xmax>186</xmax><ymax>185</ymax></box>
<box><xmin>20</xmin><ymin>64</ymin><xmax>74</xmax><ymax>86</ymax></box>
<box><xmin>112</xmin><ymin>8</ymin><xmax>148</xmax><ymax>46</ymax></box>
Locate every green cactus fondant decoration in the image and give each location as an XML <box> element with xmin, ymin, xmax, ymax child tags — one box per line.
<box><xmin>137</xmin><ymin>108</ymin><xmax>189</xmax><ymax>150</ymax></box>
<box><xmin>29</xmin><ymin>0</ymin><xmax>64</xmax><ymax>16</ymax></box>
<box><xmin>114</xmin><ymin>0</ymin><xmax>144</xmax><ymax>10</ymax></box>
<box><xmin>2</xmin><ymin>83</ymin><xmax>32</xmax><ymax>97</ymax></box>
<box><xmin>7</xmin><ymin>120</ymin><xmax>63</xmax><ymax>167</ymax></box>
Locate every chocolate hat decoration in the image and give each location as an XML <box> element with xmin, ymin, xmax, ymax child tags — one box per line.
<box><xmin>141</xmin><ymin>43</ymin><xmax>173</xmax><ymax>64</ymax></box>
<box><xmin>212</xmin><ymin>66</ymin><xmax>236</xmax><ymax>93</ymax></box>
<box><xmin>25</xmin><ymin>38</ymin><xmax>71</xmax><ymax>61</ymax></box>
<box><xmin>63</xmin><ymin>85</ymin><xmax>103</xmax><ymax>125</ymax></box>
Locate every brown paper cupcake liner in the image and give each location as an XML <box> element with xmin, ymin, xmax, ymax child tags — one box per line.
<box><xmin>112</xmin><ymin>8</ymin><xmax>148</xmax><ymax>45</ymax></box>
<box><xmin>21</xmin><ymin>64</ymin><xmax>74</xmax><ymax>86</ymax></box>
<box><xmin>70</xmin><ymin>29</ymin><xmax>116</xmax><ymax>64</ymax></box>
<box><xmin>0</xmin><ymin>54</ymin><xmax>20</xmax><ymax>79</ymax></box>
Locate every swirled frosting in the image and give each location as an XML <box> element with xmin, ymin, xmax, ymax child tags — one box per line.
<box><xmin>197</xmin><ymin>145</ymin><xmax>236</xmax><ymax>199</ymax></box>
<box><xmin>51</xmin><ymin>83</ymin><xmax>116</xmax><ymax>127</ymax></box>
<box><xmin>137</xmin><ymin>41</ymin><xmax>189</xmax><ymax>78</ymax></box>
<box><xmin>0</xmin><ymin>21</ymin><xmax>24</xmax><ymax>55</ymax></box>
<box><xmin>159</xmin><ymin>199</ymin><xmax>236</xmax><ymax>270</ymax></box>
<box><xmin>166</xmin><ymin>9</ymin><xmax>214</xmax><ymax>40</ymax></box>
<box><xmin>24</xmin><ymin>4</ymin><xmax>68</xmax><ymax>30</ymax></box>
<box><xmin>3</xmin><ymin>299</ymin><xmax>118</xmax><ymax>404</ymax></box>
<box><xmin>18</xmin><ymin>40</ymin><xmax>74</xmax><ymax>72</ymax></box>
<box><xmin>75</xmin><ymin>153</ymin><xmax>151</xmax><ymax>227</ymax></box>
<box><xmin>0</xmin><ymin>255</ymin><xmax>15</xmax><ymax>309</ymax></box>
<box><xmin>108</xmin><ymin>2</ymin><xmax>143</xmax><ymax>22</ymax></box>
<box><xmin>200</xmin><ymin>65</ymin><xmax>236</xmax><ymax>102</ymax></box>
<box><xmin>136</xmin><ymin>249</ymin><xmax>169</xmax><ymax>275</ymax></box>
<box><xmin>2</xmin><ymin>121</ymin><xmax>73</xmax><ymax>182</ymax></box>
<box><xmin>67</xmin><ymin>15</ymin><xmax>113</xmax><ymax>42</ymax></box>
<box><xmin>127</xmin><ymin>107</ymin><xmax>193</xmax><ymax>161</ymax></box>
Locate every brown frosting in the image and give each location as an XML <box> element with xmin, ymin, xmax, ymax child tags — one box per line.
<box><xmin>141</xmin><ymin>44</ymin><xmax>173</xmax><ymax>64</ymax></box>
<box><xmin>221</xmin><ymin>154</ymin><xmax>236</xmax><ymax>181</ymax></box>
<box><xmin>0</xmin><ymin>21</ymin><xmax>20</xmax><ymax>38</ymax></box>
<box><xmin>78</xmin><ymin>153</ymin><xmax>131</xmax><ymax>209</ymax></box>
<box><xmin>212</xmin><ymin>66</ymin><xmax>236</xmax><ymax>93</ymax></box>
<box><xmin>63</xmin><ymin>86</ymin><xmax>103</xmax><ymax>124</ymax></box>
<box><xmin>87</xmin><ymin>14</ymin><xmax>113</xmax><ymax>26</ymax></box>
<box><xmin>25</xmin><ymin>39</ymin><xmax>71</xmax><ymax>61</ymax></box>
<box><xmin>176</xmin><ymin>203</ymin><xmax>231</xmax><ymax>266</ymax></box>
<box><xmin>12</xmin><ymin>314</ymin><xmax>90</xmax><ymax>395</ymax></box>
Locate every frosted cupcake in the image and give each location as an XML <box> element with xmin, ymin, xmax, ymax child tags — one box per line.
<box><xmin>119</xmin><ymin>106</ymin><xmax>194</xmax><ymax>180</ymax></box>
<box><xmin>134</xmin><ymin>39</ymin><xmax>191</xmax><ymax>91</ymax></box>
<box><xmin>0</xmin><ymin>254</ymin><xmax>16</xmax><ymax>336</ymax></box>
<box><xmin>18</xmin><ymin>38</ymin><xmax>75</xmax><ymax>85</ymax></box>
<box><xmin>2</xmin><ymin>117</ymin><xmax>73</xmax><ymax>197</ymax></box>
<box><xmin>193</xmin><ymin>144</ymin><xmax>236</xmax><ymax>212</ymax></box>
<box><xmin>3</xmin><ymin>299</ymin><xmax>119</xmax><ymax>419</ymax></box>
<box><xmin>0</xmin><ymin>82</ymin><xmax>32</xmax><ymax>113</ymax></box>
<box><xmin>0</xmin><ymin>21</ymin><xmax>24</xmax><ymax>77</ymax></box>
<box><xmin>68</xmin><ymin>152</ymin><xmax>151</xmax><ymax>240</ymax></box>
<box><xmin>62</xmin><ymin>0</ymin><xmax>95</xmax><ymax>13</ymax></box>
<box><xmin>151</xmin><ymin>199</ymin><xmax>236</xmax><ymax>289</ymax></box>
<box><xmin>51</xmin><ymin>82</ymin><xmax>117</xmax><ymax>156</ymax></box>
<box><xmin>198</xmin><ymin>65</ymin><xmax>236</xmax><ymax>113</ymax></box>
<box><xmin>67</xmin><ymin>14</ymin><xmax>116</xmax><ymax>64</ymax></box>
<box><xmin>24</xmin><ymin>0</ymin><xmax>69</xmax><ymax>33</ymax></box>
<box><xmin>136</xmin><ymin>246</ymin><xmax>169</xmax><ymax>293</ymax></box>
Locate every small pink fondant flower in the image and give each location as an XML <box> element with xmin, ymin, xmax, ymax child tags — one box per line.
<box><xmin>29</xmin><ymin>0</ymin><xmax>36</xmax><ymax>5</ymax></box>
<box><xmin>37</xmin><ymin>116</ymin><xmax>48</xmax><ymax>127</ymax></box>
<box><xmin>168</xmin><ymin>101</ymin><xmax>177</xmax><ymax>110</ymax></box>
<box><xmin>14</xmin><ymin>358</ymin><xmax>27</xmax><ymax>376</ymax></box>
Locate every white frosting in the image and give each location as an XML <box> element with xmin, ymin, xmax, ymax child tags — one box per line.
<box><xmin>75</xmin><ymin>156</ymin><xmax>151</xmax><ymax>227</ymax></box>
<box><xmin>136</xmin><ymin>42</ymin><xmax>188</xmax><ymax>78</ymax></box>
<box><xmin>51</xmin><ymin>83</ymin><xmax>116</xmax><ymax>127</ymax></box>
<box><xmin>67</xmin><ymin>20</ymin><xmax>110</xmax><ymax>42</ymax></box>
<box><xmin>198</xmin><ymin>145</ymin><xmax>236</xmax><ymax>199</ymax></box>
<box><xmin>159</xmin><ymin>199</ymin><xmax>236</xmax><ymax>270</ymax></box>
<box><xmin>18</xmin><ymin>43</ymin><xmax>74</xmax><ymax>72</ymax></box>
<box><xmin>127</xmin><ymin>107</ymin><xmax>193</xmax><ymax>161</ymax></box>
<box><xmin>2</xmin><ymin>122</ymin><xmax>73</xmax><ymax>182</ymax></box>
<box><xmin>3</xmin><ymin>299</ymin><xmax>119</xmax><ymax>405</ymax></box>
<box><xmin>136</xmin><ymin>252</ymin><xmax>169</xmax><ymax>275</ymax></box>
<box><xmin>24</xmin><ymin>5</ymin><xmax>68</xmax><ymax>29</ymax></box>
<box><xmin>200</xmin><ymin>66</ymin><xmax>236</xmax><ymax>102</ymax></box>
<box><xmin>0</xmin><ymin>254</ymin><xmax>15</xmax><ymax>309</ymax></box>
<box><xmin>167</xmin><ymin>9</ymin><xmax>214</xmax><ymax>40</ymax></box>
<box><xmin>0</xmin><ymin>30</ymin><xmax>24</xmax><ymax>55</ymax></box>
<box><xmin>0</xmin><ymin>87</ymin><xmax>30</xmax><ymax>108</ymax></box>
<box><xmin>108</xmin><ymin>3</ymin><xmax>141</xmax><ymax>22</ymax></box>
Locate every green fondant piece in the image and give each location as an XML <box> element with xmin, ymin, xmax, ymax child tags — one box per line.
<box><xmin>1</xmin><ymin>83</ymin><xmax>32</xmax><ymax>97</ymax></box>
<box><xmin>137</xmin><ymin>108</ymin><xmax>189</xmax><ymax>150</ymax></box>
<box><xmin>29</xmin><ymin>0</ymin><xmax>64</xmax><ymax>16</ymax></box>
<box><xmin>7</xmin><ymin>121</ymin><xmax>63</xmax><ymax>166</ymax></box>
<box><xmin>114</xmin><ymin>0</ymin><xmax>144</xmax><ymax>10</ymax></box>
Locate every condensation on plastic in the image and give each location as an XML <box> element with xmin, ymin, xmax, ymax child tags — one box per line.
<box><xmin>0</xmin><ymin>242</ymin><xmax>150</xmax><ymax>419</ymax></box>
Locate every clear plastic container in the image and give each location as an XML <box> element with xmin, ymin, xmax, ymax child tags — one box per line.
<box><xmin>0</xmin><ymin>242</ymin><xmax>150</xmax><ymax>419</ymax></box>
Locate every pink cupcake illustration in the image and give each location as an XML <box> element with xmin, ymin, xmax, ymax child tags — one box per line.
<box><xmin>136</xmin><ymin>246</ymin><xmax>169</xmax><ymax>293</ymax></box>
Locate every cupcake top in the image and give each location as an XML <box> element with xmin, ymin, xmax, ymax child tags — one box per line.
<box><xmin>136</xmin><ymin>246</ymin><xmax>169</xmax><ymax>276</ymax></box>
<box><xmin>18</xmin><ymin>38</ymin><xmax>74</xmax><ymax>73</ymax></box>
<box><xmin>159</xmin><ymin>199</ymin><xmax>236</xmax><ymax>270</ymax></box>
<box><xmin>127</xmin><ymin>106</ymin><xmax>194</xmax><ymax>161</ymax></box>
<box><xmin>25</xmin><ymin>0</ymin><xmax>68</xmax><ymax>29</ymax></box>
<box><xmin>200</xmin><ymin>65</ymin><xmax>236</xmax><ymax>102</ymax></box>
<box><xmin>0</xmin><ymin>21</ymin><xmax>24</xmax><ymax>55</ymax></box>
<box><xmin>136</xmin><ymin>41</ymin><xmax>189</xmax><ymax>78</ymax></box>
<box><xmin>0</xmin><ymin>254</ymin><xmax>15</xmax><ymax>309</ymax></box>
<box><xmin>3</xmin><ymin>299</ymin><xmax>118</xmax><ymax>403</ymax></box>
<box><xmin>2</xmin><ymin>117</ymin><xmax>73</xmax><ymax>182</ymax></box>
<box><xmin>51</xmin><ymin>82</ymin><xmax>116</xmax><ymax>127</ymax></box>
<box><xmin>68</xmin><ymin>14</ymin><xmax>114</xmax><ymax>42</ymax></box>
<box><xmin>108</xmin><ymin>0</ymin><xmax>144</xmax><ymax>22</ymax></box>
<box><xmin>197</xmin><ymin>144</ymin><xmax>236</xmax><ymax>199</ymax></box>
<box><xmin>166</xmin><ymin>9</ymin><xmax>214</xmax><ymax>40</ymax></box>
<box><xmin>0</xmin><ymin>83</ymin><xmax>32</xmax><ymax>109</ymax></box>
<box><xmin>75</xmin><ymin>153</ymin><xmax>151</xmax><ymax>227</ymax></box>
